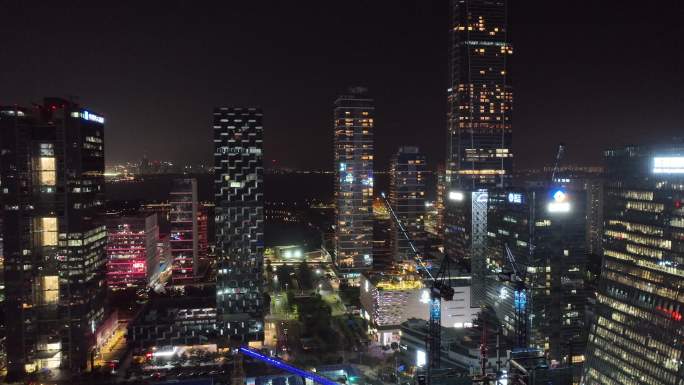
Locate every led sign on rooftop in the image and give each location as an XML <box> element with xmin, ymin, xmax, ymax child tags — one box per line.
<box><xmin>653</xmin><ymin>157</ymin><xmax>684</xmax><ymax>174</ymax></box>
<box><xmin>547</xmin><ymin>189</ymin><xmax>571</xmax><ymax>213</ymax></box>
<box><xmin>71</xmin><ymin>110</ymin><xmax>105</xmax><ymax>124</ymax></box>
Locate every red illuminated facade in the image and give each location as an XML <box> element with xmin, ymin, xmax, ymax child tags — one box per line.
<box><xmin>198</xmin><ymin>203</ymin><xmax>210</xmax><ymax>259</ymax></box>
<box><xmin>106</xmin><ymin>214</ymin><xmax>159</xmax><ymax>289</ymax></box>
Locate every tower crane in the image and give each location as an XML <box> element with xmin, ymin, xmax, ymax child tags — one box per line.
<box><xmin>550</xmin><ymin>143</ymin><xmax>566</xmax><ymax>185</ymax></box>
<box><xmin>380</xmin><ymin>192</ymin><xmax>454</xmax><ymax>385</ymax></box>
<box><xmin>497</xmin><ymin>243</ymin><xmax>529</xmax><ymax>349</ymax></box>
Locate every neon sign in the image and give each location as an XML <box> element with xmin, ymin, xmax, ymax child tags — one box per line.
<box><xmin>71</xmin><ymin>110</ymin><xmax>105</xmax><ymax>124</ymax></box>
<box><xmin>508</xmin><ymin>192</ymin><xmax>522</xmax><ymax>204</ymax></box>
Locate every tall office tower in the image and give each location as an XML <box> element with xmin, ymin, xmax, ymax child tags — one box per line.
<box><xmin>584</xmin><ymin>145</ymin><xmax>684</xmax><ymax>385</ymax></box>
<box><xmin>435</xmin><ymin>164</ymin><xmax>447</xmax><ymax>241</ymax></box>
<box><xmin>445</xmin><ymin>0</ymin><xmax>513</xmax><ymax>306</ymax></box>
<box><xmin>584</xmin><ymin>179</ymin><xmax>604</xmax><ymax>256</ymax></box>
<box><xmin>214</xmin><ymin>107</ymin><xmax>264</xmax><ymax>343</ymax></box>
<box><xmin>389</xmin><ymin>147</ymin><xmax>427</xmax><ymax>261</ymax></box>
<box><xmin>169</xmin><ymin>178</ymin><xmax>198</xmax><ymax>285</ymax></box>
<box><xmin>447</xmin><ymin>0</ymin><xmax>513</xmax><ymax>189</ymax></box>
<box><xmin>106</xmin><ymin>214</ymin><xmax>159</xmax><ymax>289</ymax></box>
<box><xmin>333</xmin><ymin>89</ymin><xmax>374</xmax><ymax>274</ymax></box>
<box><xmin>0</xmin><ymin>99</ymin><xmax>107</xmax><ymax>376</ymax></box>
<box><xmin>486</xmin><ymin>188</ymin><xmax>588</xmax><ymax>379</ymax></box>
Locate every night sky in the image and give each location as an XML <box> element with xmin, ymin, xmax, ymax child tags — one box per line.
<box><xmin>2</xmin><ymin>1</ymin><xmax>683</xmax><ymax>170</ymax></box>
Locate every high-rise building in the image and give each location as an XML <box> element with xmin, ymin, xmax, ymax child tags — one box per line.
<box><xmin>333</xmin><ymin>89</ymin><xmax>374</xmax><ymax>274</ymax></box>
<box><xmin>197</xmin><ymin>203</ymin><xmax>210</xmax><ymax>259</ymax></box>
<box><xmin>435</xmin><ymin>164</ymin><xmax>447</xmax><ymax>241</ymax></box>
<box><xmin>0</xmin><ymin>218</ymin><xmax>4</xmax><ymax>302</ymax></box>
<box><xmin>584</xmin><ymin>179</ymin><xmax>604</xmax><ymax>256</ymax></box>
<box><xmin>485</xmin><ymin>188</ymin><xmax>588</xmax><ymax>378</ymax></box>
<box><xmin>584</xmin><ymin>145</ymin><xmax>684</xmax><ymax>385</ymax></box>
<box><xmin>444</xmin><ymin>0</ymin><xmax>514</xmax><ymax>307</ymax></box>
<box><xmin>0</xmin><ymin>99</ymin><xmax>107</xmax><ymax>376</ymax></box>
<box><xmin>446</xmin><ymin>0</ymin><xmax>513</xmax><ymax>189</ymax></box>
<box><xmin>214</xmin><ymin>107</ymin><xmax>264</xmax><ymax>343</ymax></box>
<box><xmin>169</xmin><ymin>178</ymin><xmax>198</xmax><ymax>285</ymax></box>
<box><xmin>106</xmin><ymin>214</ymin><xmax>160</xmax><ymax>289</ymax></box>
<box><xmin>389</xmin><ymin>146</ymin><xmax>427</xmax><ymax>261</ymax></box>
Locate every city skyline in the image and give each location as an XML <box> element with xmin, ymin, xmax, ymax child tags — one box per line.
<box><xmin>1</xmin><ymin>1</ymin><xmax>684</xmax><ymax>384</ymax></box>
<box><xmin>2</xmin><ymin>1</ymin><xmax>683</xmax><ymax>169</ymax></box>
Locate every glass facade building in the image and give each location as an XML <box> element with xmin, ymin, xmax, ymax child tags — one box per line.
<box><xmin>0</xmin><ymin>98</ymin><xmax>107</xmax><ymax>376</ymax></box>
<box><xmin>583</xmin><ymin>145</ymin><xmax>684</xmax><ymax>385</ymax></box>
<box><xmin>389</xmin><ymin>146</ymin><xmax>427</xmax><ymax>261</ymax></box>
<box><xmin>485</xmin><ymin>188</ymin><xmax>588</xmax><ymax>379</ymax></box>
<box><xmin>444</xmin><ymin>0</ymin><xmax>514</xmax><ymax>307</ymax></box>
<box><xmin>169</xmin><ymin>178</ymin><xmax>198</xmax><ymax>285</ymax></box>
<box><xmin>333</xmin><ymin>90</ymin><xmax>374</xmax><ymax>273</ymax></box>
<box><xmin>447</xmin><ymin>0</ymin><xmax>513</xmax><ymax>189</ymax></box>
<box><xmin>214</xmin><ymin>107</ymin><xmax>264</xmax><ymax>343</ymax></box>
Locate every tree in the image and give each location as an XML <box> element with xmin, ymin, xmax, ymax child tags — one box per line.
<box><xmin>286</xmin><ymin>289</ymin><xmax>296</xmax><ymax>312</ymax></box>
<box><xmin>276</xmin><ymin>264</ymin><xmax>295</xmax><ymax>290</ymax></box>
<box><xmin>297</xmin><ymin>262</ymin><xmax>313</xmax><ymax>290</ymax></box>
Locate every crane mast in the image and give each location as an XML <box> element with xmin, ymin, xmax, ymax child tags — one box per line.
<box><xmin>380</xmin><ymin>193</ymin><xmax>454</xmax><ymax>385</ymax></box>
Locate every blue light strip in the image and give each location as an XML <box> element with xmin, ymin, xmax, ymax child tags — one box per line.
<box><xmin>239</xmin><ymin>347</ymin><xmax>339</xmax><ymax>385</ymax></box>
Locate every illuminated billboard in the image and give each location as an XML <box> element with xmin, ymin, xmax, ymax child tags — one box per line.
<box><xmin>547</xmin><ymin>190</ymin><xmax>571</xmax><ymax>213</ymax></box>
<box><xmin>448</xmin><ymin>191</ymin><xmax>464</xmax><ymax>201</ymax></box>
<box><xmin>653</xmin><ymin>157</ymin><xmax>684</xmax><ymax>174</ymax></box>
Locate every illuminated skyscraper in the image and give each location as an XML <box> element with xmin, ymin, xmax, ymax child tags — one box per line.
<box><xmin>106</xmin><ymin>214</ymin><xmax>159</xmax><ymax>289</ymax></box>
<box><xmin>333</xmin><ymin>89</ymin><xmax>374</xmax><ymax>274</ymax></box>
<box><xmin>389</xmin><ymin>146</ymin><xmax>427</xmax><ymax>261</ymax></box>
<box><xmin>445</xmin><ymin>0</ymin><xmax>513</xmax><ymax>306</ymax></box>
<box><xmin>0</xmin><ymin>99</ymin><xmax>107</xmax><ymax>376</ymax></box>
<box><xmin>169</xmin><ymin>178</ymin><xmax>198</xmax><ymax>284</ymax></box>
<box><xmin>583</xmin><ymin>145</ymin><xmax>684</xmax><ymax>385</ymax></box>
<box><xmin>214</xmin><ymin>107</ymin><xmax>264</xmax><ymax>343</ymax></box>
<box><xmin>485</xmin><ymin>188</ymin><xmax>588</xmax><ymax>380</ymax></box>
<box><xmin>447</xmin><ymin>0</ymin><xmax>513</xmax><ymax>189</ymax></box>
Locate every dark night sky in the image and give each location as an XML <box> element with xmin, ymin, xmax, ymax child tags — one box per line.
<box><xmin>2</xmin><ymin>1</ymin><xmax>683</xmax><ymax>170</ymax></box>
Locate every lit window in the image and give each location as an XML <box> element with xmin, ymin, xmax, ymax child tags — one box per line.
<box><xmin>40</xmin><ymin>217</ymin><xmax>58</xmax><ymax>246</ymax></box>
<box><xmin>37</xmin><ymin>157</ymin><xmax>56</xmax><ymax>186</ymax></box>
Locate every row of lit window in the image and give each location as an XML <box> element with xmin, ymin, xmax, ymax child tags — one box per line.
<box><xmin>598</xmin><ymin>314</ymin><xmax>679</xmax><ymax>370</ymax></box>
<box><xmin>607</xmin><ymin>219</ymin><xmax>663</xmax><ymax>236</ymax></box>
<box><xmin>589</xmin><ymin>322</ymin><xmax>674</xmax><ymax>385</ymax></box>
<box><xmin>604</xmin><ymin>249</ymin><xmax>683</xmax><ymax>278</ymax></box>
<box><xmin>605</xmin><ymin>229</ymin><xmax>671</xmax><ymax>249</ymax></box>
<box><xmin>625</xmin><ymin>200</ymin><xmax>664</xmax><ymax>213</ymax></box>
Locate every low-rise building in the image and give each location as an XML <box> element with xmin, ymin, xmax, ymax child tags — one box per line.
<box><xmin>127</xmin><ymin>297</ymin><xmax>216</xmax><ymax>350</ymax></box>
<box><xmin>360</xmin><ymin>266</ymin><xmax>479</xmax><ymax>345</ymax></box>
